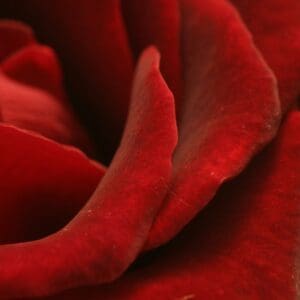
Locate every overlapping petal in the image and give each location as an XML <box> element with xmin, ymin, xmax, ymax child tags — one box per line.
<box><xmin>231</xmin><ymin>0</ymin><xmax>300</xmax><ymax>111</ymax></box>
<box><xmin>122</xmin><ymin>0</ymin><xmax>182</xmax><ymax>107</ymax></box>
<box><xmin>0</xmin><ymin>47</ymin><xmax>177</xmax><ymax>298</ymax></box>
<box><xmin>0</xmin><ymin>0</ymin><xmax>134</xmax><ymax>161</ymax></box>
<box><xmin>0</xmin><ymin>24</ymin><xmax>96</xmax><ymax>155</ymax></box>
<box><xmin>47</xmin><ymin>111</ymin><xmax>300</xmax><ymax>299</ymax></box>
<box><xmin>146</xmin><ymin>0</ymin><xmax>281</xmax><ymax>249</ymax></box>
<box><xmin>0</xmin><ymin>1</ymin><xmax>296</xmax><ymax>299</ymax></box>
<box><xmin>2</xmin><ymin>44</ymin><xmax>65</xmax><ymax>99</ymax></box>
<box><xmin>0</xmin><ymin>71</ymin><xmax>94</xmax><ymax>155</ymax></box>
<box><xmin>0</xmin><ymin>125</ymin><xmax>104</xmax><ymax>245</ymax></box>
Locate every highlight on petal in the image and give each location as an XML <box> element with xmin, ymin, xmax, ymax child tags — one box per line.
<box><xmin>0</xmin><ymin>20</ymin><xmax>35</xmax><ymax>62</ymax></box>
<box><xmin>231</xmin><ymin>0</ymin><xmax>300</xmax><ymax>111</ymax></box>
<box><xmin>0</xmin><ymin>124</ymin><xmax>105</xmax><ymax>245</ymax></box>
<box><xmin>145</xmin><ymin>0</ymin><xmax>281</xmax><ymax>249</ymax></box>
<box><xmin>122</xmin><ymin>0</ymin><xmax>182</xmax><ymax>107</ymax></box>
<box><xmin>0</xmin><ymin>0</ymin><xmax>134</xmax><ymax>161</ymax></box>
<box><xmin>0</xmin><ymin>47</ymin><xmax>177</xmax><ymax>298</ymax></box>
<box><xmin>53</xmin><ymin>111</ymin><xmax>300</xmax><ymax>300</ymax></box>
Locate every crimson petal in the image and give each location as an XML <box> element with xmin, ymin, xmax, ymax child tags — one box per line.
<box><xmin>0</xmin><ymin>0</ymin><xmax>134</xmax><ymax>161</ymax></box>
<box><xmin>0</xmin><ymin>125</ymin><xmax>104</xmax><ymax>245</ymax></box>
<box><xmin>0</xmin><ymin>71</ymin><xmax>94</xmax><ymax>155</ymax></box>
<box><xmin>49</xmin><ymin>111</ymin><xmax>300</xmax><ymax>299</ymax></box>
<box><xmin>2</xmin><ymin>44</ymin><xmax>66</xmax><ymax>99</ymax></box>
<box><xmin>0</xmin><ymin>47</ymin><xmax>177</xmax><ymax>298</ymax></box>
<box><xmin>231</xmin><ymin>0</ymin><xmax>300</xmax><ymax>111</ymax></box>
<box><xmin>122</xmin><ymin>0</ymin><xmax>182</xmax><ymax>106</ymax></box>
<box><xmin>146</xmin><ymin>0</ymin><xmax>281</xmax><ymax>249</ymax></box>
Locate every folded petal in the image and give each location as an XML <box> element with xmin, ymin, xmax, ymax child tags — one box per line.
<box><xmin>0</xmin><ymin>20</ymin><xmax>35</xmax><ymax>62</ymax></box>
<box><xmin>0</xmin><ymin>124</ymin><xmax>104</xmax><ymax>245</ymax></box>
<box><xmin>146</xmin><ymin>0</ymin><xmax>281</xmax><ymax>249</ymax></box>
<box><xmin>0</xmin><ymin>47</ymin><xmax>177</xmax><ymax>298</ymax></box>
<box><xmin>231</xmin><ymin>0</ymin><xmax>300</xmax><ymax>111</ymax></box>
<box><xmin>50</xmin><ymin>111</ymin><xmax>300</xmax><ymax>299</ymax></box>
<box><xmin>122</xmin><ymin>0</ymin><xmax>182</xmax><ymax>107</ymax></box>
<box><xmin>2</xmin><ymin>44</ymin><xmax>65</xmax><ymax>99</ymax></box>
<box><xmin>0</xmin><ymin>1</ymin><xmax>134</xmax><ymax>161</ymax></box>
<box><xmin>0</xmin><ymin>71</ymin><xmax>95</xmax><ymax>155</ymax></box>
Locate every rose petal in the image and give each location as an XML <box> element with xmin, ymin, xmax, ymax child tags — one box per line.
<box><xmin>122</xmin><ymin>0</ymin><xmax>182</xmax><ymax>107</ymax></box>
<box><xmin>47</xmin><ymin>111</ymin><xmax>300</xmax><ymax>300</ymax></box>
<box><xmin>0</xmin><ymin>125</ymin><xmax>104</xmax><ymax>245</ymax></box>
<box><xmin>145</xmin><ymin>0</ymin><xmax>281</xmax><ymax>249</ymax></box>
<box><xmin>0</xmin><ymin>20</ymin><xmax>35</xmax><ymax>62</ymax></box>
<box><xmin>2</xmin><ymin>44</ymin><xmax>65</xmax><ymax>99</ymax></box>
<box><xmin>0</xmin><ymin>22</ymin><xmax>96</xmax><ymax>155</ymax></box>
<box><xmin>0</xmin><ymin>71</ymin><xmax>95</xmax><ymax>155</ymax></box>
<box><xmin>231</xmin><ymin>0</ymin><xmax>300</xmax><ymax>111</ymax></box>
<box><xmin>0</xmin><ymin>1</ymin><xmax>134</xmax><ymax>161</ymax></box>
<box><xmin>0</xmin><ymin>47</ymin><xmax>177</xmax><ymax>298</ymax></box>
<box><xmin>0</xmin><ymin>43</ymin><xmax>96</xmax><ymax>155</ymax></box>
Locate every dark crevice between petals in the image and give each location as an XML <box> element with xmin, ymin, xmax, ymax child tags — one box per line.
<box><xmin>37</xmin><ymin>111</ymin><xmax>300</xmax><ymax>300</ymax></box>
<box><xmin>0</xmin><ymin>20</ymin><xmax>35</xmax><ymax>62</ymax></box>
<box><xmin>0</xmin><ymin>47</ymin><xmax>177</xmax><ymax>298</ymax></box>
<box><xmin>145</xmin><ymin>0</ymin><xmax>281</xmax><ymax>250</ymax></box>
<box><xmin>121</xmin><ymin>0</ymin><xmax>182</xmax><ymax>116</ymax></box>
<box><xmin>0</xmin><ymin>125</ymin><xmax>105</xmax><ymax>245</ymax></box>
<box><xmin>0</xmin><ymin>0</ymin><xmax>135</xmax><ymax>164</ymax></box>
<box><xmin>0</xmin><ymin>40</ymin><xmax>96</xmax><ymax>156</ymax></box>
<box><xmin>231</xmin><ymin>0</ymin><xmax>300</xmax><ymax>112</ymax></box>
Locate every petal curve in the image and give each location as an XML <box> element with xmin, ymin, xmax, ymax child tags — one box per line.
<box><xmin>0</xmin><ymin>71</ymin><xmax>94</xmax><ymax>155</ymax></box>
<box><xmin>0</xmin><ymin>47</ymin><xmax>177</xmax><ymax>298</ymax></box>
<box><xmin>2</xmin><ymin>44</ymin><xmax>65</xmax><ymax>99</ymax></box>
<box><xmin>0</xmin><ymin>125</ymin><xmax>104</xmax><ymax>245</ymax></box>
<box><xmin>0</xmin><ymin>0</ymin><xmax>134</xmax><ymax>161</ymax></box>
<box><xmin>231</xmin><ymin>0</ymin><xmax>300</xmax><ymax>111</ymax></box>
<box><xmin>49</xmin><ymin>112</ymin><xmax>300</xmax><ymax>300</ymax></box>
<box><xmin>146</xmin><ymin>0</ymin><xmax>281</xmax><ymax>249</ymax></box>
<box><xmin>122</xmin><ymin>0</ymin><xmax>182</xmax><ymax>107</ymax></box>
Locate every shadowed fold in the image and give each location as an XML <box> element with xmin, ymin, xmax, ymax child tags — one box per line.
<box><xmin>0</xmin><ymin>125</ymin><xmax>105</xmax><ymax>245</ymax></box>
<box><xmin>145</xmin><ymin>0</ymin><xmax>281</xmax><ymax>250</ymax></box>
<box><xmin>0</xmin><ymin>0</ymin><xmax>134</xmax><ymax>162</ymax></box>
<box><xmin>0</xmin><ymin>21</ymin><xmax>96</xmax><ymax>155</ymax></box>
<box><xmin>0</xmin><ymin>47</ymin><xmax>177</xmax><ymax>298</ymax></box>
<box><xmin>44</xmin><ymin>111</ymin><xmax>300</xmax><ymax>300</ymax></box>
<box><xmin>122</xmin><ymin>0</ymin><xmax>182</xmax><ymax>109</ymax></box>
<box><xmin>231</xmin><ymin>0</ymin><xmax>300</xmax><ymax>111</ymax></box>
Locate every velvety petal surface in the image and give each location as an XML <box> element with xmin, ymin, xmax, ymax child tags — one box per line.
<box><xmin>231</xmin><ymin>0</ymin><xmax>300</xmax><ymax>111</ymax></box>
<box><xmin>44</xmin><ymin>111</ymin><xmax>300</xmax><ymax>300</ymax></box>
<box><xmin>122</xmin><ymin>0</ymin><xmax>182</xmax><ymax>108</ymax></box>
<box><xmin>0</xmin><ymin>124</ymin><xmax>104</xmax><ymax>245</ymax></box>
<box><xmin>145</xmin><ymin>0</ymin><xmax>281</xmax><ymax>249</ymax></box>
<box><xmin>0</xmin><ymin>47</ymin><xmax>177</xmax><ymax>298</ymax></box>
<box><xmin>0</xmin><ymin>0</ymin><xmax>134</xmax><ymax>161</ymax></box>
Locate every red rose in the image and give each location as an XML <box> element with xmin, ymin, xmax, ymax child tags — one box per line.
<box><xmin>0</xmin><ymin>0</ymin><xmax>299</xmax><ymax>299</ymax></box>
